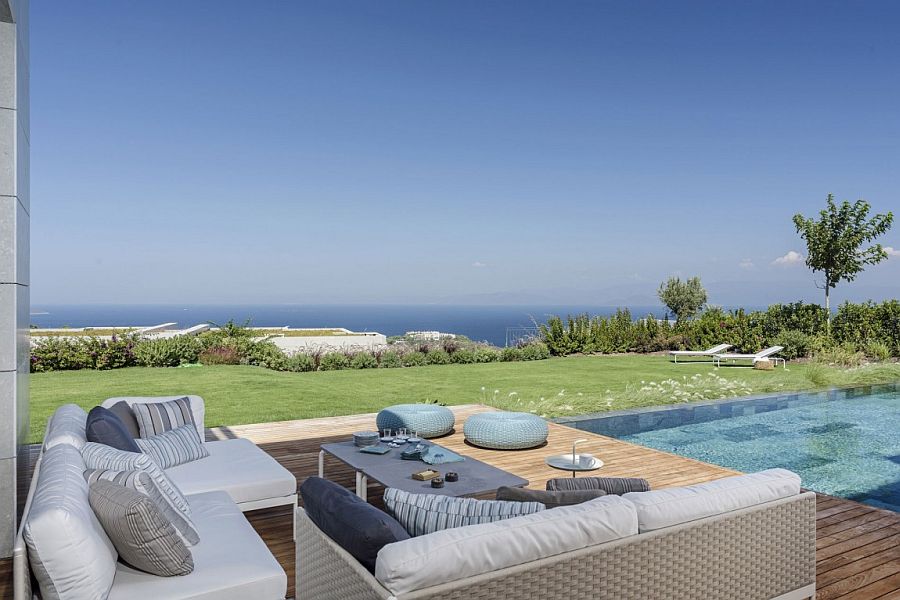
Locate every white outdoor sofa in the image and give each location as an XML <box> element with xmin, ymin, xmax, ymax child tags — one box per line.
<box><xmin>13</xmin><ymin>397</ymin><xmax>296</xmax><ymax>600</ymax></box>
<box><xmin>714</xmin><ymin>345</ymin><xmax>786</xmax><ymax>368</ymax></box>
<box><xmin>296</xmin><ymin>469</ymin><xmax>816</xmax><ymax>600</ymax></box>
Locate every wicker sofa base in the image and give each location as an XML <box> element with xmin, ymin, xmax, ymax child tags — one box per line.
<box><xmin>296</xmin><ymin>493</ymin><xmax>816</xmax><ymax>600</ymax></box>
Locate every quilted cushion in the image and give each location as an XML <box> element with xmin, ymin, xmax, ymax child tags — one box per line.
<box><xmin>383</xmin><ymin>488</ymin><xmax>544</xmax><ymax>536</ymax></box>
<box><xmin>86</xmin><ymin>406</ymin><xmax>141</xmax><ymax>452</ymax></box>
<box><xmin>84</xmin><ymin>468</ymin><xmax>200</xmax><ymax>546</ymax></box>
<box><xmin>89</xmin><ymin>480</ymin><xmax>194</xmax><ymax>577</ymax></box>
<box><xmin>135</xmin><ymin>424</ymin><xmax>210</xmax><ymax>469</ymax></box>
<box><xmin>300</xmin><ymin>477</ymin><xmax>409</xmax><ymax>573</ymax></box>
<box><xmin>133</xmin><ymin>397</ymin><xmax>197</xmax><ymax>438</ymax></box>
<box><xmin>81</xmin><ymin>442</ymin><xmax>191</xmax><ymax>516</ymax></box>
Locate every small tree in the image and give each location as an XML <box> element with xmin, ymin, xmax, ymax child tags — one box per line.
<box><xmin>793</xmin><ymin>195</ymin><xmax>894</xmax><ymax>331</ymax></box>
<box><xmin>657</xmin><ymin>276</ymin><xmax>708</xmax><ymax>323</ymax></box>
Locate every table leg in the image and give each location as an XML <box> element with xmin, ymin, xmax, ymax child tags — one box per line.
<box><xmin>355</xmin><ymin>471</ymin><xmax>369</xmax><ymax>500</ymax></box>
<box><xmin>318</xmin><ymin>450</ymin><xmax>325</xmax><ymax>478</ymax></box>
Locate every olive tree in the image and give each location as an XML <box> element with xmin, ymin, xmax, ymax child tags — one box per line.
<box><xmin>657</xmin><ymin>276</ymin><xmax>708</xmax><ymax>323</ymax></box>
<box><xmin>793</xmin><ymin>195</ymin><xmax>893</xmax><ymax>330</ymax></box>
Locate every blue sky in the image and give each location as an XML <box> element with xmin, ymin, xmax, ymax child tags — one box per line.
<box><xmin>31</xmin><ymin>1</ymin><xmax>899</xmax><ymax>306</ymax></box>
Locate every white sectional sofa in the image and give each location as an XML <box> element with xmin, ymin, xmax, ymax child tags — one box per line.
<box><xmin>14</xmin><ymin>398</ymin><xmax>295</xmax><ymax>600</ymax></box>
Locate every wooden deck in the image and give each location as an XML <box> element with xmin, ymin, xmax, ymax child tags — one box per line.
<box><xmin>3</xmin><ymin>404</ymin><xmax>898</xmax><ymax>599</ymax></box>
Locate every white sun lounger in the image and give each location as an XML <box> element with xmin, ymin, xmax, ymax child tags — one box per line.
<box><xmin>669</xmin><ymin>343</ymin><xmax>732</xmax><ymax>363</ymax></box>
<box><xmin>713</xmin><ymin>346</ymin><xmax>786</xmax><ymax>368</ymax></box>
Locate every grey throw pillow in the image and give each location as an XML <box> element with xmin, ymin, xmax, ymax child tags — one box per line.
<box><xmin>108</xmin><ymin>401</ymin><xmax>141</xmax><ymax>438</ymax></box>
<box><xmin>546</xmin><ymin>477</ymin><xmax>651</xmax><ymax>495</ymax></box>
<box><xmin>135</xmin><ymin>424</ymin><xmax>209</xmax><ymax>469</ymax></box>
<box><xmin>84</xmin><ymin>468</ymin><xmax>200</xmax><ymax>546</ymax></box>
<box><xmin>133</xmin><ymin>397</ymin><xmax>196</xmax><ymax>438</ymax></box>
<box><xmin>88</xmin><ymin>480</ymin><xmax>193</xmax><ymax>577</ymax></box>
<box><xmin>496</xmin><ymin>486</ymin><xmax>606</xmax><ymax>508</ymax></box>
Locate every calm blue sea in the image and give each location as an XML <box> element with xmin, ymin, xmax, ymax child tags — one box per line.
<box><xmin>29</xmin><ymin>304</ymin><xmax>666</xmax><ymax>347</ymax></box>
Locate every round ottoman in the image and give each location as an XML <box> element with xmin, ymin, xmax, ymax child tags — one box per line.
<box><xmin>376</xmin><ymin>404</ymin><xmax>455</xmax><ymax>438</ymax></box>
<box><xmin>463</xmin><ymin>412</ymin><xmax>549</xmax><ymax>450</ymax></box>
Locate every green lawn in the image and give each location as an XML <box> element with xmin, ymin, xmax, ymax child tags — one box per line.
<box><xmin>29</xmin><ymin>355</ymin><xmax>900</xmax><ymax>443</ymax></box>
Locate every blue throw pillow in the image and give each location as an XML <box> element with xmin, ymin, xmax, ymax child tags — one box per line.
<box><xmin>300</xmin><ymin>477</ymin><xmax>409</xmax><ymax>573</ymax></box>
<box><xmin>86</xmin><ymin>406</ymin><xmax>141</xmax><ymax>453</ymax></box>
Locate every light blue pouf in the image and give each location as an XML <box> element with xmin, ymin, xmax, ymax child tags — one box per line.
<box><xmin>376</xmin><ymin>404</ymin><xmax>455</xmax><ymax>439</ymax></box>
<box><xmin>463</xmin><ymin>412</ymin><xmax>549</xmax><ymax>450</ymax></box>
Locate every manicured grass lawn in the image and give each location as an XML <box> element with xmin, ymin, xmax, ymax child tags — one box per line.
<box><xmin>29</xmin><ymin>355</ymin><xmax>900</xmax><ymax>443</ymax></box>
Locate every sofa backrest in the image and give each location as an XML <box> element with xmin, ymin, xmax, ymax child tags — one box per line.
<box><xmin>18</xmin><ymin>443</ymin><xmax>119</xmax><ymax>600</ymax></box>
<box><xmin>42</xmin><ymin>404</ymin><xmax>88</xmax><ymax>451</ymax></box>
<box><xmin>623</xmin><ymin>468</ymin><xmax>801</xmax><ymax>532</ymax></box>
<box><xmin>101</xmin><ymin>395</ymin><xmax>206</xmax><ymax>441</ymax></box>
<box><xmin>374</xmin><ymin>495</ymin><xmax>638</xmax><ymax>596</ymax></box>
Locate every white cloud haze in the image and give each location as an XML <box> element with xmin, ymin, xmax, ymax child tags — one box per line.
<box><xmin>884</xmin><ymin>246</ymin><xmax>900</xmax><ymax>257</ymax></box>
<box><xmin>772</xmin><ymin>251</ymin><xmax>805</xmax><ymax>266</ymax></box>
<box><xmin>739</xmin><ymin>258</ymin><xmax>755</xmax><ymax>270</ymax></box>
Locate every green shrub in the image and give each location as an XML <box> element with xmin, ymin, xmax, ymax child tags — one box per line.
<box><xmin>350</xmin><ymin>352</ymin><xmax>378</xmax><ymax>369</ymax></box>
<box><xmin>379</xmin><ymin>351</ymin><xmax>402</xmax><ymax>368</ymax></box>
<box><xmin>472</xmin><ymin>348</ymin><xmax>500</xmax><ymax>363</ymax></box>
<box><xmin>772</xmin><ymin>330</ymin><xmax>813</xmax><ymax>360</ymax></box>
<box><xmin>199</xmin><ymin>346</ymin><xmax>241</xmax><ymax>365</ymax></box>
<box><xmin>814</xmin><ymin>344</ymin><xmax>866</xmax><ymax>367</ymax></box>
<box><xmin>319</xmin><ymin>352</ymin><xmax>349</xmax><ymax>371</ymax></box>
<box><xmin>425</xmin><ymin>349</ymin><xmax>451</xmax><ymax>365</ymax></box>
<box><xmin>285</xmin><ymin>353</ymin><xmax>316</xmax><ymax>372</ymax></box>
<box><xmin>864</xmin><ymin>340</ymin><xmax>892</xmax><ymax>362</ymax></box>
<box><xmin>401</xmin><ymin>351</ymin><xmax>427</xmax><ymax>367</ymax></box>
<box><xmin>133</xmin><ymin>335</ymin><xmax>201</xmax><ymax>367</ymax></box>
<box><xmin>501</xmin><ymin>347</ymin><xmax>523</xmax><ymax>362</ymax></box>
<box><xmin>449</xmin><ymin>349</ymin><xmax>475</xmax><ymax>364</ymax></box>
<box><xmin>520</xmin><ymin>342</ymin><xmax>550</xmax><ymax>360</ymax></box>
<box><xmin>245</xmin><ymin>341</ymin><xmax>289</xmax><ymax>370</ymax></box>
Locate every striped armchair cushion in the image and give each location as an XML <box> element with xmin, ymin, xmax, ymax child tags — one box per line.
<box><xmin>81</xmin><ymin>442</ymin><xmax>191</xmax><ymax>515</ymax></box>
<box><xmin>84</xmin><ymin>468</ymin><xmax>200</xmax><ymax>546</ymax></box>
<box><xmin>135</xmin><ymin>425</ymin><xmax>209</xmax><ymax>469</ymax></box>
<box><xmin>133</xmin><ymin>397</ymin><xmax>197</xmax><ymax>438</ymax></box>
<box><xmin>383</xmin><ymin>488</ymin><xmax>544</xmax><ymax>536</ymax></box>
<box><xmin>546</xmin><ymin>476</ymin><xmax>651</xmax><ymax>495</ymax></box>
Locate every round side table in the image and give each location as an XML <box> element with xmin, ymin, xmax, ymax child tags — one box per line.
<box><xmin>545</xmin><ymin>454</ymin><xmax>604</xmax><ymax>478</ymax></box>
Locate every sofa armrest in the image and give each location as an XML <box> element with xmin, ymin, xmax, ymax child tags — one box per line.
<box><xmin>546</xmin><ymin>476</ymin><xmax>650</xmax><ymax>495</ymax></box>
<box><xmin>101</xmin><ymin>395</ymin><xmax>206</xmax><ymax>442</ymax></box>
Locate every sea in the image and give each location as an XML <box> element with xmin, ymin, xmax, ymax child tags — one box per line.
<box><xmin>30</xmin><ymin>304</ymin><xmax>667</xmax><ymax>347</ymax></box>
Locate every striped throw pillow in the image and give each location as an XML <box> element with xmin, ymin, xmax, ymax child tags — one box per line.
<box><xmin>88</xmin><ymin>480</ymin><xmax>193</xmax><ymax>577</ymax></box>
<box><xmin>84</xmin><ymin>468</ymin><xmax>200</xmax><ymax>546</ymax></box>
<box><xmin>133</xmin><ymin>397</ymin><xmax>197</xmax><ymax>438</ymax></box>
<box><xmin>81</xmin><ymin>442</ymin><xmax>191</xmax><ymax>516</ymax></box>
<box><xmin>136</xmin><ymin>425</ymin><xmax>209</xmax><ymax>470</ymax></box>
<box><xmin>383</xmin><ymin>488</ymin><xmax>545</xmax><ymax>537</ymax></box>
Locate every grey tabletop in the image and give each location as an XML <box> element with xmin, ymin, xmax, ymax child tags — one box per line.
<box><xmin>321</xmin><ymin>440</ymin><xmax>528</xmax><ymax>497</ymax></box>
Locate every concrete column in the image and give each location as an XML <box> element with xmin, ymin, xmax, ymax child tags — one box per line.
<box><xmin>0</xmin><ymin>0</ymin><xmax>28</xmax><ymax>558</ymax></box>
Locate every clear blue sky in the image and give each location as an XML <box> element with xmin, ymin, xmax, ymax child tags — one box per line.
<box><xmin>31</xmin><ymin>1</ymin><xmax>899</xmax><ymax>306</ymax></box>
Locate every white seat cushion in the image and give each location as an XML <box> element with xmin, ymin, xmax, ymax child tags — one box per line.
<box><xmin>623</xmin><ymin>468</ymin><xmax>802</xmax><ymax>532</ymax></box>
<box><xmin>108</xmin><ymin>491</ymin><xmax>287</xmax><ymax>600</ymax></box>
<box><xmin>43</xmin><ymin>404</ymin><xmax>88</xmax><ymax>451</ymax></box>
<box><xmin>164</xmin><ymin>439</ymin><xmax>296</xmax><ymax>506</ymax></box>
<box><xmin>375</xmin><ymin>495</ymin><xmax>638</xmax><ymax>595</ymax></box>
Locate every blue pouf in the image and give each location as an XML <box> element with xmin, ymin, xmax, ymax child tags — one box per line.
<box><xmin>376</xmin><ymin>404</ymin><xmax>455</xmax><ymax>439</ymax></box>
<box><xmin>463</xmin><ymin>412</ymin><xmax>549</xmax><ymax>450</ymax></box>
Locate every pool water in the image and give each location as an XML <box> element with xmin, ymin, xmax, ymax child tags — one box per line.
<box><xmin>557</xmin><ymin>383</ymin><xmax>900</xmax><ymax>511</ymax></box>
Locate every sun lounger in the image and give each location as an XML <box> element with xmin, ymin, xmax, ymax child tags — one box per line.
<box><xmin>714</xmin><ymin>346</ymin><xmax>785</xmax><ymax>368</ymax></box>
<box><xmin>668</xmin><ymin>343</ymin><xmax>732</xmax><ymax>363</ymax></box>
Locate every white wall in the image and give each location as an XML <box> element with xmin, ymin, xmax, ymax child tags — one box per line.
<box><xmin>0</xmin><ymin>0</ymin><xmax>27</xmax><ymax>558</ymax></box>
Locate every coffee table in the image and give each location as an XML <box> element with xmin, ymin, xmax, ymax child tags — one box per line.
<box><xmin>319</xmin><ymin>441</ymin><xmax>528</xmax><ymax>500</ymax></box>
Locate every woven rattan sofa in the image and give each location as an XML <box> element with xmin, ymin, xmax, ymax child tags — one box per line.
<box><xmin>295</xmin><ymin>481</ymin><xmax>816</xmax><ymax>600</ymax></box>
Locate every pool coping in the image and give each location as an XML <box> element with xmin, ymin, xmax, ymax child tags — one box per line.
<box><xmin>551</xmin><ymin>380</ymin><xmax>900</xmax><ymax>426</ymax></box>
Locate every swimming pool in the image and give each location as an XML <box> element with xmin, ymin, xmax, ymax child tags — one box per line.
<box><xmin>557</xmin><ymin>383</ymin><xmax>900</xmax><ymax>511</ymax></box>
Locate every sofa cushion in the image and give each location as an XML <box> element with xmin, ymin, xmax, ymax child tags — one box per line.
<box><xmin>23</xmin><ymin>444</ymin><xmax>118</xmax><ymax>600</ymax></box>
<box><xmin>300</xmin><ymin>477</ymin><xmax>409</xmax><ymax>573</ymax></box>
<box><xmin>622</xmin><ymin>469</ymin><xmax>802</xmax><ymax>532</ymax></box>
<box><xmin>107</xmin><ymin>491</ymin><xmax>287</xmax><ymax>600</ymax></box>
<box><xmin>85</xmin><ymin>468</ymin><xmax>200</xmax><ymax>546</ymax></box>
<box><xmin>102</xmin><ymin>396</ymin><xmax>206</xmax><ymax>442</ymax></box>
<box><xmin>108</xmin><ymin>400</ymin><xmax>141</xmax><ymax>438</ymax></box>
<box><xmin>82</xmin><ymin>442</ymin><xmax>192</xmax><ymax>516</ymax></box>
<box><xmin>43</xmin><ymin>403</ymin><xmax>88</xmax><ymax>451</ymax></box>
<box><xmin>546</xmin><ymin>476</ymin><xmax>651</xmax><ymax>495</ymax></box>
<box><xmin>86</xmin><ymin>406</ymin><xmax>142</xmax><ymax>452</ymax></box>
<box><xmin>136</xmin><ymin>424</ymin><xmax>210</xmax><ymax>469</ymax></box>
<box><xmin>133</xmin><ymin>396</ymin><xmax>198</xmax><ymax>438</ymax></box>
<box><xmin>89</xmin><ymin>480</ymin><xmax>194</xmax><ymax>577</ymax></box>
<box><xmin>496</xmin><ymin>485</ymin><xmax>606</xmax><ymax>508</ymax></box>
<box><xmin>384</xmin><ymin>488</ymin><xmax>544</xmax><ymax>536</ymax></box>
<box><xmin>165</xmin><ymin>438</ymin><xmax>296</xmax><ymax>505</ymax></box>
<box><xmin>375</xmin><ymin>495</ymin><xmax>638</xmax><ymax>595</ymax></box>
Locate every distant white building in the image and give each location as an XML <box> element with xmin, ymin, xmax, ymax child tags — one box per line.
<box><xmin>405</xmin><ymin>331</ymin><xmax>457</xmax><ymax>341</ymax></box>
